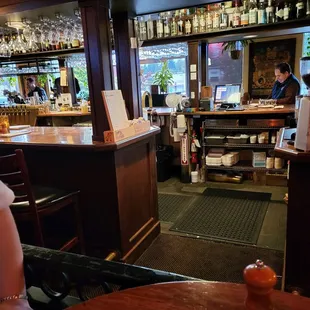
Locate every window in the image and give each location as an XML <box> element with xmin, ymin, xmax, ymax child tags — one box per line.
<box><xmin>139</xmin><ymin>43</ymin><xmax>188</xmax><ymax>96</ymax></box>
<box><xmin>207</xmin><ymin>43</ymin><xmax>243</xmax><ymax>96</ymax></box>
<box><xmin>301</xmin><ymin>33</ymin><xmax>310</xmax><ymax>95</ymax></box>
<box><xmin>0</xmin><ymin>76</ymin><xmax>19</xmax><ymax>103</ymax></box>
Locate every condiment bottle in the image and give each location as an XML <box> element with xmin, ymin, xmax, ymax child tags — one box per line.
<box><xmin>243</xmin><ymin>259</ymin><xmax>277</xmax><ymax>310</ymax></box>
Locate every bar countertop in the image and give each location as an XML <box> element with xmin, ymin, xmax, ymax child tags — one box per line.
<box><xmin>37</xmin><ymin>111</ymin><xmax>91</xmax><ymax>117</ymax></box>
<box><xmin>148</xmin><ymin>106</ymin><xmax>295</xmax><ymax>116</ymax></box>
<box><xmin>275</xmin><ymin>128</ymin><xmax>310</xmax><ymax>162</ymax></box>
<box><xmin>0</xmin><ymin>126</ymin><xmax>160</xmax><ymax>151</ymax></box>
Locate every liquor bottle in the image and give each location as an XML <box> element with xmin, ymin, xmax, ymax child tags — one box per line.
<box><xmin>249</xmin><ymin>0</ymin><xmax>258</xmax><ymax>24</ymax></box>
<box><xmin>275</xmin><ymin>0</ymin><xmax>284</xmax><ymax>21</ymax></box>
<box><xmin>220</xmin><ymin>3</ymin><xmax>229</xmax><ymax>29</ymax></box>
<box><xmin>213</xmin><ymin>5</ymin><xmax>221</xmax><ymax>29</ymax></box>
<box><xmin>296</xmin><ymin>0</ymin><xmax>306</xmax><ymax>18</ymax></box>
<box><xmin>283</xmin><ymin>1</ymin><xmax>291</xmax><ymax>20</ymax></box>
<box><xmin>147</xmin><ymin>15</ymin><xmax>154</xmax><ymax>39</ymax></box>
<box><xmin>307</xmin><ymin>0</ymin><xmax>310</xmax><ymax>16</ymax></box>
<box><xmin>177</xmin><ymin>11</ymin><xmax>184</xmax><ymax>35</ymax></box>
<box><xmin>140</xmin><ymin>16</ymin><xmax>147</xmax><ymax>40</ymax></box>
<box><xmin>171</xmin><ymin>16</ymin><xmax>177</xmax><ymax>36</ymax></box>
<box><xmin>233</xmin><ymin>0</ymin><xmax>242</xmax><ymax>27</ymax></box>
<box><xmin>258</xmin><ymin>0</ymin><xmax>267</xmax><ymax>24</ymax></box>
<box><xmin>192</xmin><ymin>9</ymin><xmax>200</xmax><ymax>33</ymax></box>
<box><xmin>164</xmin><ymin>12</ymin><xmax>171</xmax><ymax>37</ymax></box>
<box><xmin>266</xmin><ymin>0</ymin><xmax>275</xmax><ymax>23</ymax></box>
<box><xmin>241</xmin><ymin>0</ymin><xmax>250</xmax><ymax>25</ymax></box>
<box><xmin>199</xmin><ymin>11</ymin><xmax>207</xmax><ymax>32</ymax></box>
<box><xmin>156</xmin><ymin>14</ymin><xmax>164</xmax><ymax>38</ymax></box>
<box><xmin>206</xmin><ymin>5</ymin><xmax>213</xmax><ymax>29</ymax></box>
<box><xmin>185</xmin><ymin>18</ymin><xmax>192</xmax><ymax>34</ymax></box>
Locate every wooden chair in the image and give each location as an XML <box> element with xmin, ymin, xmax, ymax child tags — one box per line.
<box><xmin>0</xmin><ymin>149</ymin><xmax>85</xmax><ymax>253</ymax></box>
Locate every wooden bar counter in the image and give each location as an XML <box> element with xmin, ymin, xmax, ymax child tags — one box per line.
<box><xmin>0</xmin><ymin>126</ymin><xmax>160</xmax><ymax>263</ymax></box>
<box><xmin>275</xmin><ymin>128</ymin><xmax>310</xmax><ymax>295</ymax></box>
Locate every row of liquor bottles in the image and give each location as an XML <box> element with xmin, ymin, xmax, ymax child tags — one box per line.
<box><xmin>136</xmin><ymin>0</ymin><xmax>310</xmax><ymax>40</ymax></box>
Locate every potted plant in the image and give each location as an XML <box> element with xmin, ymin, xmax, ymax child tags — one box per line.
<box><xmin>222</xmin><ymin>39</ymin><xmax>253</xmax><ymax>60</ymax></box>
<box><xmin>153</xmin><ymin>61</ymin><xmax>174</xmax><ymax>94</ymax></box>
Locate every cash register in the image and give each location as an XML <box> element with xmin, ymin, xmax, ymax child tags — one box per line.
<box><xmin>214</xmin><ymin>84</ymin><xmax>244</xmax><ymax>111</ymax></box>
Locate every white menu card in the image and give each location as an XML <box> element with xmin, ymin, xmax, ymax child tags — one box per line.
<box><xmin>102</xmin><ymin>90</ymin><xmax>129</xmax><ymax>130</ymax></box>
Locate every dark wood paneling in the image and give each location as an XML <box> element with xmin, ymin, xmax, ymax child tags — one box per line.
<box><xmin>79</xmin><ymin>0</ymin><xmax>113</xmax><ymax>140</ymax></box>
<box><xmin>0</xmin><ymin>133</ymin><xmax>159</xmax><ymax>261</ymax></box>
<box><xmin>286</xmin><ymin>161</ymin><xmax>310</xmax><ymax>294</ymax></box>
<box><xmin>115</xmin><ymin>137</ymin><xmax>159</xmax><ymax>257</ymax></box>
<box><xmin>113</xmin><ymin>12</ymin><xmax>141</xmax><ymax>119</ymax></box>
<box><xmin>188</xmin><ymin>41</ymin><xmax>199</xmax><ymax>108</ymax></box>
<box><xmin>200</xmin><ymin>41</ymin><xmax>207</xmax><ymax>87</ymax></box>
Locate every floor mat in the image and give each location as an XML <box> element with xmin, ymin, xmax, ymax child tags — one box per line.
<box><xmin>170</xmin><ymin>188</ymin><xmax>271</xmax><ymax>245</ymax></box>
<box><xmin>135</xmin><ymin>234</ymin><xmax>283</xmax><ymax>285</ymax></box>
<box><xmin>158</xmin><ymin>193</ymin><xmax>196</xmax><ymax>222</ymax></box>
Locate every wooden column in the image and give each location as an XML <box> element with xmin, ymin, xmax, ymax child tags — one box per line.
<box><xmin>200</xmin><ymin>41</ymin><xmax>207</xmax><ymax>87</ymax></box>
<box><xmin>188</xmin><ymin>41</ymin><xmax>200</xmax><ymax>108</ymax></box>
<box><xmin>112</xmin><ymin>12</ymin><xmax>141</xmax><ymax>119</ymax></box>
<box><xmin>79</xmin><ymin>0</ymin><xmax>114</xmax><ymax>140</ymax></box>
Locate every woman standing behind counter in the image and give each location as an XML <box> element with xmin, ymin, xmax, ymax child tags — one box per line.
<box><xmin>271</xmin><ymin>62</ymin><xmax>301</xmax><ymax>105</ymax></box>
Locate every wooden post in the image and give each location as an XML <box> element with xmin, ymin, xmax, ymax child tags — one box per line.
<box><xmin>188</xmin><ymin>41</ymin><xmax>200</xmax><ymax>108</ymax></box>
<box><xmin>113</xmin><ymin>12</ymin><xmax>141</xmax><ymax>119</ymax></box>
<box><xmin>79</xmin><ymin>0</ymin><xmax>114</xmax><ymax>140</ymax></box>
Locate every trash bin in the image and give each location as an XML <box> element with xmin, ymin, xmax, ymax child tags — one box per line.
<box><xmin>156</xmin><ymin>145</ymin><xmax>173</xmax><ymax>182</ymax></box>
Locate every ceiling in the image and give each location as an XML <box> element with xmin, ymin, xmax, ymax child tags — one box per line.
<box><xmin>110</xmin><ymin>0</ymin><xmax>212</xmax><ymax>15</ymax></box>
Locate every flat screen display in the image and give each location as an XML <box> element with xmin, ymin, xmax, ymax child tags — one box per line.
<box><xmin>214</xmin><ymin>84</ymin><xmax>241</xmax><ymax>104</ymax></box>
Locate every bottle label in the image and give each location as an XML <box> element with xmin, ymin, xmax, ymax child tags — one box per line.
<box><xmin>258</xmin><ymin>9</ymin><xmax>266</xmax><ymax>23</ymax></box>
<box><xmin>171</xmin><ymin>23</ymin><xmax>177</xmax><ymax>36</ymax></box>
<box><xmin>249</xmin><ymin>9</ymin><xmax>257</xmax><ymax>23</ymax></box>
<box><xmin>233</xmin><ymin>12</ymin><xmax>241</xmax><ymax>26</ymax></box>
<box><xmin>283</xmin><ymin>7</ymin><xmax>290</xmax><ymax>19</ymax></box>
<box><xmin>207</xmin><ymin>14</ymin><xmax>213</xmax><ymax>27</ymax></box>
<box><xmin>185</xmin><ymin>21</ymin><xmax>192</xmax><ymax>34</ymax></box>
<box><xmin>164</xmin><ymin>24</ymin><xmax>170</xmax><ymax>36</ymax></box>
<box><xmin>157</xmin><ymin>22</ymin><xmax>164</xmax><ymax>35</ymax></box>
<box><xmin>276</xmin><ymin>8</ymin><xmax>284</xmax><ymax>18</ymax></box>
<box><xmin>140</xmin><ymin>24</ymin><xmax>146</xmax><ymax>34</ymax></box>
<box><xmin>193</xmin><ymin>17</ymin><xmax>199</xmax><ymax>28</ymax></box>
<box><xmin>200</xmin><ymin>16</ymin><xmax>206</xmax><ymax>27</ymax></box>
<box><xmin>213</xmin><ymin>14</ymin><xmax>220</xmax><ymax>28</ymax></box>
<box><xmin>296</xmin><ymin>2</ymin><xmax>304</xmax><ymax>9</ymax></box>
<box><xmin>266</xmin><ymin>6</ymin><xmax>274</xmax><ymax>14</ymax></box>
<box><xmin>241</xmin><ymin>13</ymin><xmax>249</xmax><ymax>25</ymax></box>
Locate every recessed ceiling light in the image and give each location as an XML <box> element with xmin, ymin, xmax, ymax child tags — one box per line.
<box><xmin>243</xmin><ymin>35</ymin><xmax>257</xmax><ymax>39</ymax></box>
<box><xmin>6</xmin><ymin>21</ymin><xmax>25</xmax><ymax>30</ymax></box>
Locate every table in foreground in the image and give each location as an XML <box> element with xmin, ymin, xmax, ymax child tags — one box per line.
<box><xmin>68</xmin><ymin>281</ymin><xmax>310</xmax><ymax>310</ymax></box>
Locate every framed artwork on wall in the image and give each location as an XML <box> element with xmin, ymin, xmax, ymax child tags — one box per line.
<box><xmin>249</xmin><ymin>38</ymin><xmax>296</xmax><ymax>98</ymax></box>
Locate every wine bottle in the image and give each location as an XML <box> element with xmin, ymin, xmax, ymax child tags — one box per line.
<box><xmin>249</xmin><ymin>0</ymin><xmax>258</xmax><ymax>24</ymax></box>
<box><xmin>241</xmin><ymin>0</ymin><xmax>250</xmax><ymax>25</ymax></box>
<box><xmin>258</xmin><ymin>0</ymin><xmax>267</xmax><ymax>24</ymax></box>
<box><xmin>233</xmin><ymin>0</ymin><xmax>242</xmax><ymax>27</ymax></box>
<box><xmin>266</xmin><ymin>0</ymin><xmax>275</xmax><ymax>23</ymax></box>
<box><xmin>220</xmin><ymin>3</ymin><xmax>229</xmax><ymax>29</ymax></box>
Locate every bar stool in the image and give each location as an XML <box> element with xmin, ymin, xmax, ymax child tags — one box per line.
<box><xmin>0</xmin><ymin>149</ymin><xmax>85</xmax><ymax>253</ymax></box>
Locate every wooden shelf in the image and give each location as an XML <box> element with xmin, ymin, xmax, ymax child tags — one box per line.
<box><xmin>204</xmin><ymin>143</ymin><xmax>276</xmax><ymax>149</ymax></box>
<box><xmin>204</xmin><ymin>126</ymin><xmax>282</xmax><ymax>130</ymax></box>
<box><xmin>0</xmin><ymin>47</ymin><xmax>85</xmax><ymax>62</ymax></box>
<box><xmin>141</xmin><ymin>18</ymin><xmax>310</xmax><ymax>47</ymax></box>
<box><xmin>206</xmin><ymin>161</ymin><xmax>287</xmax><ymax>173</ymax></box>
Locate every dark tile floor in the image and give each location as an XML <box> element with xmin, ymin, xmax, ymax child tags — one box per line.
<box><xmin>158</xmin><ymin>178</ymin><xmax>287</xmax><ymax>251</ymax></box>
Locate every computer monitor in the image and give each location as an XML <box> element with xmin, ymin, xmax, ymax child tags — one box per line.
<box><xmin>214</xmin><ymin>84</ymin><xmax>241</xmax><ymax>104</ymax></box>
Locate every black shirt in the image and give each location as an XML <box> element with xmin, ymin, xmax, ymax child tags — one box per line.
<box><xmin>28</xmin><ymin>86</ymin><xmax>48</xmax><ymax>101</ymax></box>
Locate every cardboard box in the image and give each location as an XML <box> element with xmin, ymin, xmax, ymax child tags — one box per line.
<box><xmin>252</xmin><ymin>152</ymin><xmax>266</xmax><ymax>167</ymax></box>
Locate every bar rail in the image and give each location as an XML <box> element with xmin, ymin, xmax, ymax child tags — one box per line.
<box><xmin>23</xmin><ymin>244</ymin><xmax>198</xmax><ymax>309</ymax></box>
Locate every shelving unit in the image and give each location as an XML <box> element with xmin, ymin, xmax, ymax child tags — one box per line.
<box><xmin>141</xmin><ymin>18</ymin><xmax>310</xmax><ymax>47</ymax></box>
<box><xmin>206</xmin><ymin>161</ymin><xmax>287</xmax><ymax>173</ymax></box>
<box><xmin>204</xmin><ymin>143</ymin><xmax>276</xmax><ymax>149</ymax></box>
